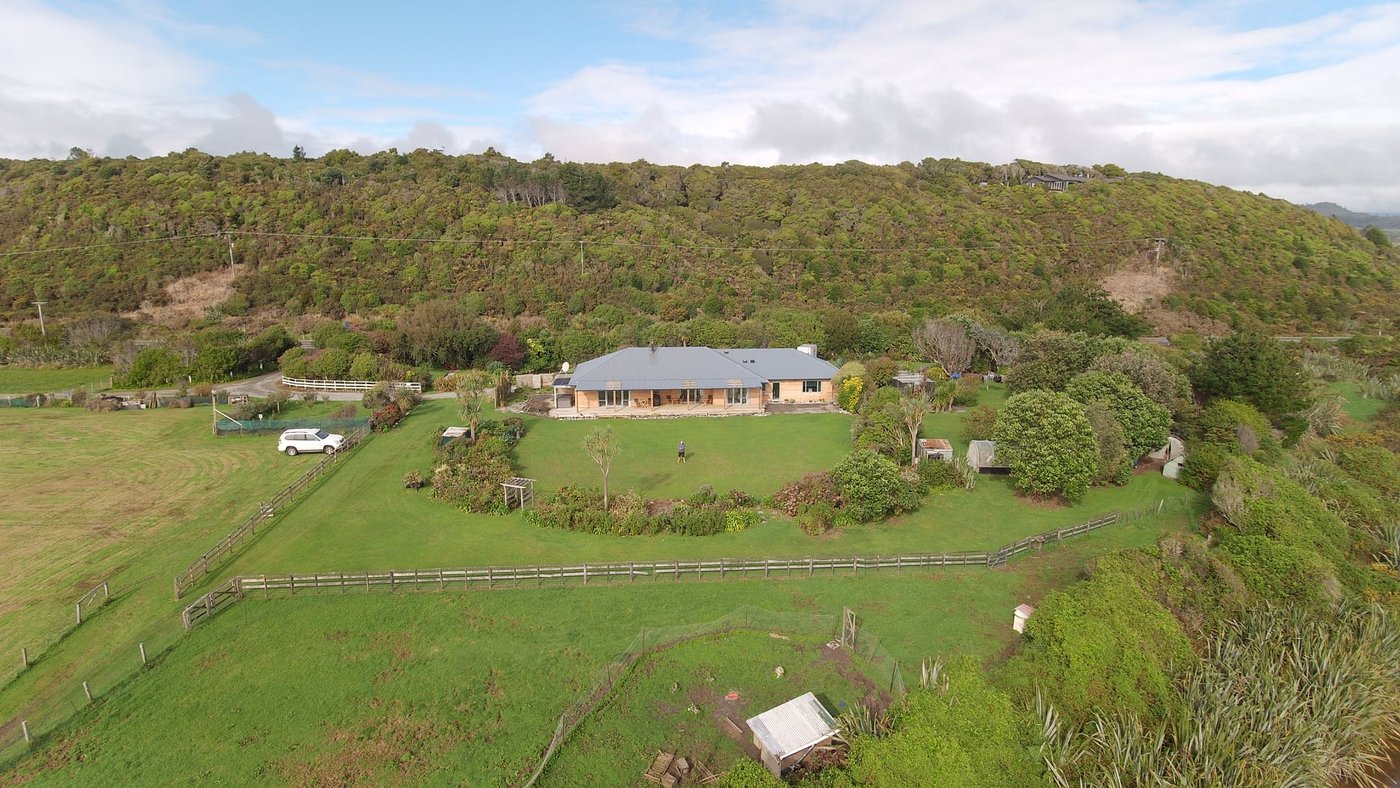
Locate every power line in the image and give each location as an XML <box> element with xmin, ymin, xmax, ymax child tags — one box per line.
<box><xmin>0</xmin><ymin>226</ymin><xmax>1161</xmax><ymax>259</ymax></box>
<box><xmin>0</xmin><ymin>231</ymin><xmax>223</xmax><ymax>258</ymax></box>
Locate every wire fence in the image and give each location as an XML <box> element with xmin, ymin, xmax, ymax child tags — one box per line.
<box><xmin>0</xmin><ymin>610</ymin><xmax>184</xmax><ymax>768</ymax></box>
<box><xmin>214</xmin><ymin>417</ymin><xmax>368</xmax><ymax>436</ymax></box>
<box><xmin>521</xmin><ymin>606</ymin><xmax>849</xmax><ymax>786</ymax></box>
<box><xmin>173</xmin><ymin>425</ymin><xmax>370</xmax><ymax>599</ymax></box>
<box><xmin>181</xmin><ymin>498</ymin><xmax>1193</xmax><ymax>630</ymax></box>
<box><xmin>0</xmin><ymin>581</ymin><xmax>113</xmax><ymax>695</ymax></box>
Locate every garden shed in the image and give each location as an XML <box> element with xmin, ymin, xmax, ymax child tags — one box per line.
<box><xmin>917</xmin><ymin>438</ymin><xmax>954</xmax><ymax>462</ymax></box>
<box><xmin>892</xmin><ymin>371</ymin><xmax>929</xmax><ymax>392</ymax></box>
<box><xmin>746</xmin><ymin>692</ymin><xmax>840</xmax><ymax>777</ymax></box>
<box><xmin>967</xmin><ymin>440</ymin><xmax>1010</xmax><ymax>473</ymax></box>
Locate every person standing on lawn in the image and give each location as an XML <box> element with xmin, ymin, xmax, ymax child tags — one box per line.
<box><xmin>678</xmin><ymin>440</ymin><xmax>686</xmax><ymax>463</ymax></box>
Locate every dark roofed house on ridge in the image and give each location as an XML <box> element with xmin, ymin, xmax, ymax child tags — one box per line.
<box><xmin>550</xmin><ymin>345</ymin><xmax>839</xmax><ymax>418</ymax></box>
<box><xmin>1023</xmin><ymin>173</ymin><xmax>1089</xmax><ymax>191</ymax></box>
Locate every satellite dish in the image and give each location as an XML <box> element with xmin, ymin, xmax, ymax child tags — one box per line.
<box><xmin>562</xmin><ymin>362</ymin><xmax>571</xmax><ymax>373</ymax></box>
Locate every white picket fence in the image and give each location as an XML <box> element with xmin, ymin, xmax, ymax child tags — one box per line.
<box><xmin>280</xmin><ymin>376</ymin><xmax>422</xmax><ymax>393</ymax></box>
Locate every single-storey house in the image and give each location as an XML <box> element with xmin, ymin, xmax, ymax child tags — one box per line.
<box><xmin>550</xmin><ymin>346</ymin><xmax>839</xmax><ymax>417</ymax></box>
<box><xmin>1023</xmin><ymin>173</ymin><xmax>1089</xmax><ymax>191</ymax></box>
<box><xmin>967</xmin><ymin>439</ymin><xmax>1011</xmax><ymax>473</ymax></box>
<box><xmin>746</xmin><ymin>692</ymin><xmax>840</xmax><ymax>777</ymax></box>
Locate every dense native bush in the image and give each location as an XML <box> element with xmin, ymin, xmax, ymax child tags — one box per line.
<box><xmin>1066</xmin><ymin>371</ymin><xmax>1171</xmax><ymax>458</ymax></box>
<box><xmin>842</xmin><ymin>657</ymin><xmax>1041</xmax><ymax>786</ymax></box>
<box><xmin>1333</xmin><ymin>442</ymin><xmax>1400</xmax><ymax>497</ymax></box>
<box><xmin>1178</xmin><ymin>440</ymin><xmax>1233</xmax><ymax>490</ymax></box>
<box><xmin>1217</xmin><ymin>536</ymin><xmax>1340</xmax><ymax>610</ymax></box>
<box><xmin>1004</xmin><ymin>332</ymin><xmax>1126</xmax><ymax>394</ymax></box>
<box><xmin>1002</xmin><ymin>558</ymin><xmax>1195</xmax><ymax>725</ymax></box>
<box><xmin>1089</xmin><ymin>345</ymin><xmax>1195</xmax><ymax>418</ymax></box>
<box><xmin>1194</xmin><ymin>331</ymin><xmax>1313</xmax><ymax>420</ymax></box>
<box><xmin>1083</xmin><ymin>402</ymin><xmax>1132</xmax><ymax>486</ymax></box>
<box><xmin>1042</xmin><ymin>605</ymin><xmax>1400</xmax><ymax>788</ymax></box>
<box><xmin>1197</xmin><ymin>398</ymin><xmax>1280</xmax><ymax>452</ymax></box>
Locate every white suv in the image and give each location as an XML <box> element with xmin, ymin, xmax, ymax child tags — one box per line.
<box><xmin>277</xmin><ymin>428</ymin><xmax>344</xmax><ymax>456</ymax></box>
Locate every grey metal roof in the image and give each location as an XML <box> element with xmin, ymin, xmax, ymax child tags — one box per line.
<box><xmin>746</xmin><ymin>692</ymin><xmax>839</xmax><ymax>760</ymax></box>
<box><xmin>567</xmin><ymin>347</ymin><xmax>766</xmax><ymax>391</ymax></box>
<box><xmin>563</xmin><ymin>347</ymin><xmax>837</xmax><ymax>391</ymax></box>
<box><xmin>716</xmin><ymin>348</ymin><xmax>839</xmax><ymax>381</ymax></box>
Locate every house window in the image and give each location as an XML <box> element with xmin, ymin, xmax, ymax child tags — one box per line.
<box><xmin>726</xmin><ymin>387</ymin><xmax>748</xmax><ymax>405</ymax></box>
<box><xmin>600</xmin><ymin>389</ymin><xmax>630</xmax><ymax>407</ymax></box>
<box><xmin>802</xmin><ymin>380</ymin><xmax>821</xmax><ymax>393</ymax></box>
<box><xmin>679</xmin><ymin>388</ymin><xmax>701</xmax><ymax>403</ymax></box>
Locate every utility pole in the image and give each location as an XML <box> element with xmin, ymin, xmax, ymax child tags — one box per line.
<box><xmin>32</xmin><ymin>301</ymin><xmax>46</xmax><ymax>335</ymax></box>
<box><xmin>1151</xmin><ymin>238</ymin><xmax>1166</xmax><ymax>273</ymax></box>
<box><xmin>578</xmin><ymin>241</ymin><xmax>585</xmax><ymax>278</ymax></box>
<box><xmin>226</xmin><ymin>233</ymin><xmax>235</xmax><ymax>272</ymax></box>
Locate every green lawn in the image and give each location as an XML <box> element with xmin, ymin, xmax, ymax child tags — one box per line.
<box><xmin>4</xmin><ymin>505</ymin><xmax>1184</xmax><ymax>785</ymax></box>
<box><xmin>1329</xmin><ymin>381</ymin><xmax>1388</xmax><ymax>427</ymax></box>
<box><xmin>0</xmin><ymin>383</ymin><xmax>1198</xmax><ymax>779</ymax></box>
<box><xmin>515</xmin><ymin>412</ymin><xmax>855</xmax><ymax>499</ymax></box>
<box><xmin>0</xmin><ymin>407</ymin><xmax>310</xmax><ymax>758</ymax></box>
<box><xmin>214</xmin><ymin>398</ymin><xmax>1192</xmax><ymax>581</ymax></box>
<box><xmin>0</xmin><ymin>365</ymin><xmax>113</xmax><ymax>394</ymax></box>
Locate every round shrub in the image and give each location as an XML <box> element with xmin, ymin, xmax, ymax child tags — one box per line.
<box><xmin>831</xmin><ymin>450</ymin><xmax>914</xmax><ymax>524</ymax></box>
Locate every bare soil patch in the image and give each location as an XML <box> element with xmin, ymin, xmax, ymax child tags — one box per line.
<box><xmin>125</xmin><ymin>265</ymin><xmax>246</xmax><ymax>326</ymax></box>
<box><xmin>1100</xmin><ymin>256</ymin><xmax>1175</xmax><ymax>314</ymax></box>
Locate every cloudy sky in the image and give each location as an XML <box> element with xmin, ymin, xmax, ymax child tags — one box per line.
<box><xmin>3</xmin><ymin>0</ymin><xmax>1399</xmax><ymax>210</ymax></box>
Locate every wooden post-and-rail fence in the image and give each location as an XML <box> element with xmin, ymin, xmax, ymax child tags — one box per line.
<box><xmin>173</xmin><ymin>426</ymin><xmax>369</xmax><ymax>599</ymax></box>
<box><xmin>280</xmin><ymin>376</ymin><xmax>421</xmax><ymax>393</ymax></box>
<box><xmin>181</xmin><ymin>509</ymin><xmax>1148</xmax><ymax>630</ymax></box>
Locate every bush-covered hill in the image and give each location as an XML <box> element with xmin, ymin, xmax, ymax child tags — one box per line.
<box><xmin>1</xmin><ymin>150</ymin><xmax>1395</xmax><ymax>333</ymax></box>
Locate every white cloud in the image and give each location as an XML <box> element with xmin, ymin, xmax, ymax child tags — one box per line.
<box><xmin>196</xmin><ymin>93</ymin><xmax>288</xmax><ymax>155</ymax></box>
<box><xmin>1</xmin><ymin>0</ymin><xmax>1398</xmax><ymax>211</ymax></box>
<box><xmin>525</xmin><ymin>0</ymin><xmax>1400</xmax><ymax>210</ymax></box>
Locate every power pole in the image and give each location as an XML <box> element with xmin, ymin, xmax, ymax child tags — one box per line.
<box><xmin>226</xmin><ymin>234</ymin><xmax>236</xmax><ymax>272</ymax></box>
<box><xmin>578</xmin><ymin>241</ymin><xmax>585</xmax><ymax>278</ymax></box>
<box><xmin>1151</xmin><ymin>238</ymin><xmax>1166</xmax><ymax>273</ymax></box>
<box><xmin>32</xmin><ymin>301</ymin><xmax>46</xmax><ymax>335</ymax></box>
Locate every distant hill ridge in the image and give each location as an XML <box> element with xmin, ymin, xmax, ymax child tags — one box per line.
<box><xmin>0</xmin><ymin>152</ymin><xmax>1396</xmax><ymax>333</ymax></box>
<box><xmin>1304</xmin><ymin>202</ymin><xmax>1400</xmax><ymax>230</ymax></box>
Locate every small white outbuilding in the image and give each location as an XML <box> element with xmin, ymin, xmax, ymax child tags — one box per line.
<box><xmin>1013</xmin><ymin>603</ymin><xmax>1036</xmax><ymax>634</ymax></box>
<box><xmin>746</xmin><ymin>692</ymin><xmax>840</xmax><ymax>777</ymax></box>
